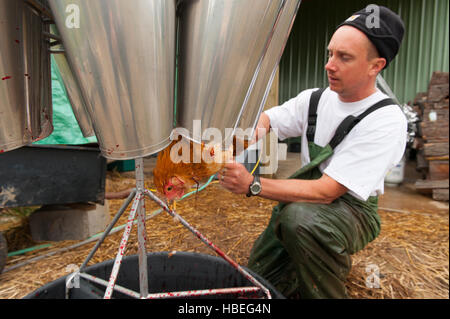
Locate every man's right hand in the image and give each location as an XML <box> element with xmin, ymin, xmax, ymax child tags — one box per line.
<box><xmin>251</xmin><ymin>112</ymin><xmax>271</xmax><ymax>144</ymax></box>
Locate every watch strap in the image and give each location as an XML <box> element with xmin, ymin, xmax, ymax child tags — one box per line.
<box><xmin>246</xmin><ymin>175</ymin><xmax>256</xmax><ymax>197</ymax></box>
<box><xmin>247</xmin><ymin>174</ymin><xmax>261</xmax><ymax>197</ymax></box>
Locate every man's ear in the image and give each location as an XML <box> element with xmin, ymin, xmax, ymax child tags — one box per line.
<box><xmin>369</xmin><ymin>57</ymin><xmax>386</xmax><ymax>76</ymax></box>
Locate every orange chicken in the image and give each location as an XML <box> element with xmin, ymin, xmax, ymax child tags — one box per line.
<box><xmin>153</xmin><ymin>135</ymin><xmax>249</xmax><ymax>201</ymax></box>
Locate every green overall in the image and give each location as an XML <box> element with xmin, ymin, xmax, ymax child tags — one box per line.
<box><xmin>247</xmin><ymin>89</ymin><xmax>395</xmax><ymax>298</ymax></box>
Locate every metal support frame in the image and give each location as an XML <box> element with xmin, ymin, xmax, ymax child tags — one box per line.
<box><xmin>66</xmin><ymin>157</ymin><xmax>271</xmax><ymax>299</ymax></box>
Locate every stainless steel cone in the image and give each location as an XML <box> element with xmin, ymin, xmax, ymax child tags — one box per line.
<box><xmin>48</xmin><ymin>0</ymin><xmax>176</xmax><ymax>159</ymax></box>
<box><xmin>51</xmin><ymin>26</ymin><xmax>95</xmax><ymax>138</ymax></box>
<box><xmin>236</xmin><ymin>0</ymin><xmax>301</xmax><ymax>136</ymax></box>
<box><xmin>22</xmin><ymin>2</ymin><xmax>53</xmax><ymax>142</ymax></box>
<box><xmin>176</xmin><ymin>0</ymin><xmax>295</xmax><ymax>145</ymax></box>
<box><xmin>0</xmin><ymin>0</ymin><xmax>27</xmax><ymax>153</ymax></box>
<box><xmin>1</xmin><ymin>0</ymin><xmax>52</xmax><ymax>152</ymax></box>
<box><xmin>1</xmin><ymin>0</ymin><xmax>54</xmax><ymax>153</ymax></box>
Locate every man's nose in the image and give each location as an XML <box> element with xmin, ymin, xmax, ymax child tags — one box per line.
<box><xmin>325</xmin><ymin>57</ymin><xmax>336</xmax><ymax>73</ymax></box>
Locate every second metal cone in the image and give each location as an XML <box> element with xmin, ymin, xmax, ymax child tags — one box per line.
<box><xmin>48</xmin><ymin>0</ymin><xmax>176</xmax><ymax>159</ymax></box>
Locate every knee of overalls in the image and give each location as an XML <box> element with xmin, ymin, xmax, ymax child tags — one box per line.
<box><xmin>274</xmin><ymin>202</ymin><xmax>321</xmax><ymax>243</ymax></box>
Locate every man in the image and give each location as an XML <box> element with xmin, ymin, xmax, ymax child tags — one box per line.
<box><xmin>218</xmin><ymin>5</ymin><xmax>407</xmax><ymax>298</ymax></box>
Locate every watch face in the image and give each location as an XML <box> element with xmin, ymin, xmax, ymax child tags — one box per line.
<box><xmin>250</xmin><ymin>183</ymin><xmax>261</xmax><ymax>195</ymax></box>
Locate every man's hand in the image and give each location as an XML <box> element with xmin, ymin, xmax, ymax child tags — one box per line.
<box><xmin>250</xmin><ymin>112</ymin><xmax>271</xmax><ymax>144</ymax></box>
<box><xmin>218</xmin><ymin>162</ymin><xmax>254</xmax><ymax>195</ymax></box>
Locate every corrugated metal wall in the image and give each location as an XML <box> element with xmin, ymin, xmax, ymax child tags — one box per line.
<box><xmin>279</xmin><ymin>0</ymin><xmax>449</xmax><ymax>105</ymax></box>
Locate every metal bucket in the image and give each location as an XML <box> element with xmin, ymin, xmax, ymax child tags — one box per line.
<box><xmin>48</xmin><ymin>0</ymin><xmax>176</xmax><ymax>159</ymax></box>
<box><xmin>23</xmin><ymin>252</ymin><xmax>284</xmax><ymax>299</ymax></box>
<box><xmin>175</xmin><ymin>0</ymin><xmax>297</xmax><ymax>145</ymax></box>
<box><xmin>50</xmin><ymin>26</ymin><xmax>95</xmax><ymax>138</ymax></box>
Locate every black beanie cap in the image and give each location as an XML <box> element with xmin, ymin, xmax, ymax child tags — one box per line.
<box><xmin>337</xmin><ymin>5</ymin><xmax>405</xmax><ymax>69</ymax></box>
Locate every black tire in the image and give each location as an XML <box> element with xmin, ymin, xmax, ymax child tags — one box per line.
<box><xmin>0</xmin><ymin>232</ymin><xmax>7</xmax><ymax>274</ymax></box>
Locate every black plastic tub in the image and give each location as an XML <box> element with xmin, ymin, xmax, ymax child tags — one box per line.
<box><xmin>24</xmin><ymin>252</ymin><xmax>284</xmax><ymax>299</ymax></box>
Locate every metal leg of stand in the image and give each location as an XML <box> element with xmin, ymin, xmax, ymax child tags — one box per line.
<box><xmin>135</xmin><ymin>157</ymin><xmax>149</xmax><ymax>298</ymax></box>
<box><xmin>103</xmin><ymin>192</ymin><xmax>141</xmax><ymax>299</ymax></box>
<box><xmin>144</xmin><ymin>189</ymin><xmax>272</xmax><ymax>299</ymax></box>
<box><xmin>79</xmin><ymin>189</ymin><xmax>137</xmax><ymax>272</ymax></box>
<box><xmin>103</xmin><ymin>157</ymin><xmax>149</xmax><ymax>299</ymax></box>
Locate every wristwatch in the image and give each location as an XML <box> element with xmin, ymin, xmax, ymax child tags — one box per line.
<box><xmin>246</xmin><ymin>174</ymin><xmax>262</xmax><ymax>197</ymax></box>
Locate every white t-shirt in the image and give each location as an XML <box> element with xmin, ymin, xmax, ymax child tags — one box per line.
<box><xmin>264</xmin><ymin>87</ymin><xmax>408</xmax><ymax>201</ymax></box>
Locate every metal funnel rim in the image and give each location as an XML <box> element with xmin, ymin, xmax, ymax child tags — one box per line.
<box><xmin>100</xmin><ymin>137</ymin><xmax>172</xmax><ymax>161</ymax></box>
<box><xmin>0</xmin><ymin>140</ymin><xmax>31</xmax><ymax>153</ymax></box>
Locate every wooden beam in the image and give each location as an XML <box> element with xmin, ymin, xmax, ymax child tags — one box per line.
<box><xmin>428</xmin><ymin>160</ymin><xmax>449</xmax><ymax>180</ymax></box>
<box><xmin>433</xmin><ymin>189</ymin><xmax>449</xmax><ymax>201</ymax></box>
<box><xmin>424</xmin><ymin>143</ymin><xmax>449</xmax><ymax>157</ymax></box>
<box><xmin>415</xmin><ymin>179</ymin><xmax>449</xmax><ymax>190</ymax></box>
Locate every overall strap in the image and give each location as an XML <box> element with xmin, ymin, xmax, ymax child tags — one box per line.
<box><xmin>329</xmin><ymin>98</ymin><xmax>396</xmax><ymax>149</ymax></box>
<box><xmin>306</xmin><ymin>88</ymin><xmax>326</xmax><ymax>143</ymax></box>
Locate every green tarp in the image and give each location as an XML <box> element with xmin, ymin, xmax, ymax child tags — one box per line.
<box><xmin>33</xmin><ymin>56</ymin><xmax>97</xmax><ymax>145</ymax></box>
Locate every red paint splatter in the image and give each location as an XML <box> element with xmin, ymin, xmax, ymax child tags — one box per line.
<box><xmin>15</xmin><ymin>39</ymin><xmax>20</xmax><ymax>44</ymax></box>
<box><xmin>0</xmin><ymin>150</ymin><xmax>4</xmax><ymax>153</ymax></box>
<box><xmin>2</xmin><ymin>76</ymin><xmax>11</xmax><ymax>80</ymax></box>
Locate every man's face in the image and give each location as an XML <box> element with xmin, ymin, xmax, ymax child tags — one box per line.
<box><xmin>325</xmin><ymin>26</ymin><xmax>377</xmax><ymax>101</ymax></box>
